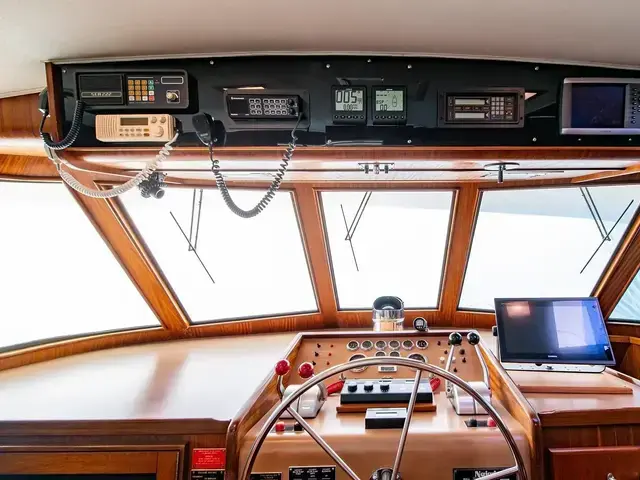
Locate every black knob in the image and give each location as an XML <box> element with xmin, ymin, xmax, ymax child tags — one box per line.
<box><xmin>293</xmin><ymin>422</ymin><xmax>303</xmax><ymax>432</ymax></box>
<box><xmin>459</xmin><ymin>349</ymin><xmax>466</xmax><ymax>355</ymax></box>
<box><xmin>449</xmin><ymin>332</ymin><xmax>463</xmax><ymax>346</ymax></box>
<box><xmin>467</xmin><ymin>418</ymin><xmax>478</xmax><ymax>428</ymax></box>
<box><xmin>467</xmin><ymin>332</ymin><xmax>480</xmax><ymax>345</ymax></box>
<box><xmin>492</xmin><ymin>326</ymin><xmax>498</xmax><ymax>337</ymax></box>
<box><xmin>380</xmin><ymin>383</ymin><xmax>390</xmax><ymax>392</ymax></box>
<box><xmin>347</xmin><ymin>381</ymin><xmax>358</xmax><ymax>392</ymax></box>
<box><xmin>364</xmin><ymin>381</ymin><xmax>374</xmax><ymax>392</ymax></box>
<box><xmin>437</xmin><ymin>340</ymin><xmax>441</xmax><ymax>346</ymax></box>
<box><xmin>462</xmin><ymin>357</ymin><xmax>467</xmax><ymax>363</ymax></box>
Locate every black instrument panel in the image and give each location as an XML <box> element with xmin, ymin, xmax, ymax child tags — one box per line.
<box><xmin>55</xmin><ymin>56</ymin><xmax>640</xmax><ymax>148</ymax></box>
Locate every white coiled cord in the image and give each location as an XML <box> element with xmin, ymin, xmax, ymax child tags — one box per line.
<box><xmin>46</xmin><ymin>133</ymin><xmax>179</xmax><ymax>199</ymax></box>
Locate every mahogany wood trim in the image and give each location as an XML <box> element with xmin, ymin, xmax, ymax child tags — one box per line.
<box><xmin>65</xmin><ymin>172</ymin><xmax>190</xmax><ymax>331</ymax></box>
<box><xmin>595</xmin><ymin>206</ymin><xmax>640</xmax><ymax>319</ymax></box>
<box><xmin>440</xmin><ymin>185</ymin><xmax>481</xmax><ymax>320</ymax></box>
<box><xmin>538</xmin><ymin>408</ymin><xmax>640</xmax><ymax>428</ymax></box>
<box><xmin>45</xmin><ymin>63</ymin><xmax>64</xmax><ymax>142</ymax></box>
<box><xmin>0</xmin><ymin>419</ymin><xmax>228</xmax><ymax>437</ymax></box>
<box><xmin>157</xmin><ymin>450</ymin><xmax>182</xmax><ymax>480</ymax></box>
<box><xmin>225</xmin><ymin>333</ymin><xmax>304</xmax><ymax>480</ymax></box>
<box><xmin>0</xmin><ymin>94</ymin><xmax>47</xmax><ymax>157</ymax></box>
<box><xmin>65</xmin><ymin>146</ymin><xmax>640</xmax><ymax>162</ymax></box>
<box><xmin>0</xmin><ymin>451</ymin><xmax>160</xmax><ymax>474</ymax></box>
<box><xmin>0</xmin><ymin>155</ymin><xmax>57</xmax><ymax>176</ymax></box>
<box><xmin>477</xmin><ymin>341</ymin><xmax>543</xmax><ymax>480</ymax></box>
<box><xmin>573</xmin><ymin>163</ymin><xmax>640</xmax><ymax>183</ymax></box>
<box><xmin>293</xmin><ymin>186</ymin><xmax>338</xmax><ymax>325</ymax></box>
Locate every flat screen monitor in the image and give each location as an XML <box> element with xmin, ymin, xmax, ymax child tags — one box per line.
<box><xmin>495</xmin><ymin>297</ymin><xmax>615</xmax><ymax>365</ymax></box>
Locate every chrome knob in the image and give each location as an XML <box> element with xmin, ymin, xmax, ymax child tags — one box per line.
<box><xmin>607</xmin><ymin>474</ymin><xmax>616</xmax><ymax>480</ymax></box>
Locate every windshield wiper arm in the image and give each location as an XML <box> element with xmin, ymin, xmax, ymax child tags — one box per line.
<box><xmin>170</xmin><ymin>211</ymin><xmax>216</xmax><ymax>285</ymax></box>
<box><xmin>340</xmin><ymin>191</ymin><xmax>372</xmax><ymax>272</ymax></box>
<box><xmin>580</xmin><ymin>199</ymin><xmax>634</xmax><ymax>274</ymax></box>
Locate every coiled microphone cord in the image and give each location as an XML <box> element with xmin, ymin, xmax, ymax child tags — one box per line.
<box><xmin>208</xmin><ymin>114</ymin><xmax>302</xmax><ymax>218</ymax></box>
<box><xmin>40</xmin><ymin>100</ymin><xmax>85</xmax><ymax>150</ymax></box>
<box><xmin>47</xmin><ymin>133</ymin><xmax>178</xmax><ymax>199</ymax></box>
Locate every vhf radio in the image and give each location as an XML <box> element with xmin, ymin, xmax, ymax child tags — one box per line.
<box><xmin>76</xmin><ymin>71</ymin><xmax>189</xmax><ymax>110</ymax></box>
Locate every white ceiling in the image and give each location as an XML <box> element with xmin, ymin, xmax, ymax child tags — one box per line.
<box><xmin>2</xmin><ymin>0</ymin><xmax>640</xmax><ymax>98</ymax></box>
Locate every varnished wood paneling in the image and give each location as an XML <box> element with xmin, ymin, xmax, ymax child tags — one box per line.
<box><xmin>65</xmin><ymin>145</ymin><xmax>640</xmax><ymax>163</ymax></box>
<box><xmin>550</xmin><ymin>446</ymin><xmax>640</xmax><ymax>480</ymax></box>
<box><xmin>226</xmin><ymin>333</ymin><xmax>303</xmax><ymax>480</ymax></box>
<box><xmin>440</xmin><ymin>185</ymin><xmax>480</xmax><ymax>321</ymax></box>
<box><xmin>0</xmin><ymin>452</ymin><xmax>159</xmax><ymax>474</ymax></box>
<box><xmin>45</xmin><ymin>62</ymin><xmax>63</xmax><ymax>142</ymax></box>
<box><xmin>0</xmin><ymin>94</ymin><xmax>46</xmax><ymax>157</ymax></box>
<box><xmin>478</xmin><ymin>341</ymin><xmax>543</xmax><ymax>480</ymax></box>
<box><xmin>0</xmin><ymin>154</ymin><xmax>57</xmax><ymax>177</ymax></box>
<box><xmin>293</xmin><ymin>186</ymin><xmax>338</xmax><ymax>326</ymax></box>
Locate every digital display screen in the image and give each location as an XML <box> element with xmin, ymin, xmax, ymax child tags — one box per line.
<box><xmin>571</xmin><ymin>85</ymin><xmax>626</xmax><ymax>128</ymax></box>
<box><xmin>120</xmin><ymin>117</ymin><xmax>149</xmax><ymax>126</ymax></box>
<box><xmin>454</xmin><ymin>98</ymin><xmax>486</xmax><ymax>106</ymax></box>
<box><xmin>375</xmin><ymin>89</ymin><xmax>404</xmax><ymax>112</ymax></box>
<box><xmin>334</xmin><ymin>89</ymin><xmax>364</xmax><ymax>112</ymax></box>
<box><xmin>495</xmin><ymin>298</ymin><xmax>615</xmax><ymax>365</ymax></box>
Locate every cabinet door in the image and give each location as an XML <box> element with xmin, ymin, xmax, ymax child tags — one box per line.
<box><xmin>0</xmin><ymin>450</ymin><xmax>180</xmax><ymax>480</ymax></box>
<box><xmin>550</xmin><ymin>446</ymin><xmax>640</xmax><ymax>480</ymax></box>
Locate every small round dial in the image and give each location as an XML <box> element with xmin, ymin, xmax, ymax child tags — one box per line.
<box><xmin>389</xmin><ymin>351</ymin><xmax>401</xmax><ymax>357</ymax></box>
<box><xmin>375</xmin><ymin>351</ymin><xmax>386</xmax><ymax>357</ymax></box>
<box><xmin>409</xmin><ymin>353</ymin><xmax>426</xmax><ymax>363</ymax></box>
<box><xmin>388</xmin><ymin>340</ymin><xmax>401</xmax><ymax>350</ymax></box>
<box><xmin>361</xmin><ymin>340</ymin><xmax>373</xmax><ymax>351</ymax></box>
<box><xmin>402</xmin><ymin>339</ymin><xmax>414</xmax><ymax>350</ymax></box>
<box><xmin>348</xmin><ymin>353</ymin><xmax>367</xmax><ymax>372</ymax></box>
<box><xmin>346</xmin><ymin>340</ymin><xmax>359</xmax><ymax>351</ymax></box>
<box><xmin>416</xmin><ymin>339</ymin><xmax>429</xmax><ymax>350</ymax></box>
<box><xmin>375</xmin><ymin>340</ymin><xmax>387</xmax><ymax>351</ymax></box>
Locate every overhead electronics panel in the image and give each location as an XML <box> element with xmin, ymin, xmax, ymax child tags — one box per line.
<box><xmin>52</xmin><ymin>56</ymin><xmax>640</xmax><ymax>148</ymax></box>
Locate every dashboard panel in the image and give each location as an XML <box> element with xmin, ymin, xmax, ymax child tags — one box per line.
<box><xmin>289</xmin><ymin>331</ymin><xmax>484</xmax><ymax>384</ymax></box>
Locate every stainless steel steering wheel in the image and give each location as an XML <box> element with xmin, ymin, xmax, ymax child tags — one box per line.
<box><xmin>241</xmin><ymin>357</ymin><xmax>528</xmax><ymax>480</ymax></box>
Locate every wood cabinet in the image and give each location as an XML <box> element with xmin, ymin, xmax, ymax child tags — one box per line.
<box><xmin>550</xmin><ymin>446</ymin><xmax>640</xmax><ymax>480</ymax></box>
<box><xmin>0</xmin><ymin>448</ymin><xmax>182</xmax><ymax>480</ymax></box>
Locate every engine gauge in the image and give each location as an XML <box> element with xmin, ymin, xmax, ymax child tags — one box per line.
<box><xmin>389</xmin><ymin>351</ymin><xmax>401</xmax><ymax>357</ymax></box>
<box><xmin>375</xmin><ymin>351</ymin><xmax>386</xmax><ymax>357</ymax></box>
<box><xmin>409</xmin><ymin>353</ymin><xmax>426</xmax><ymax>363</ymax></box>
<box><xmin>389</xmin><ymin>340</ymin><xmax>401</xmax><ymax>350</ymax></box>
<box><xmin>375</xmin><ymin>340</ymin><xmax>387</xmax><ymax>351</ymax></box>
<box><xmin>346</xmin><ymin>340</ymin><xmax>359</xmax><ymax>351</ymax></box>
<box><xmin>348</xmin><ymin>353</ymin><xmax>368</xmax><ymax>372</ymax></box>
<box><xmin>416</xmin><ymin>339</ymin><xmax>429</xmax><ymax>350</ymax></box>
<box><xmin>402</xmin><ymin>339</ymin><xmax>414</xmax><ymax>350</ymax></box>
<box><xmin>361</xmin><ymin>339</ymin><xmax>374</xmax><ymax>351</ymax></box>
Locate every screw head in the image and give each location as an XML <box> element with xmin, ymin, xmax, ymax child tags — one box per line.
<box><xmin>325</xmin><ymin>63</ymin><xmax>331</xmax><ymax>69</ymax></box>
<box><xmin>326</xmin><ymin>139</ymin><xmax>332</xmax><ymax>145</ymax></box>
<box><xmin>367</xmin><ymin>59</ymin><xmax>372</xmax><ymax>63</ymax></box>
<box><xmin>534</xmin><ymin>66</ymin><xmax>539</xmax><ymax>71</ymax></box>
<box><xmin>407</xmin><ymin>139</ymin><xmax>412</xmax><ymax>144</ymax></box>
<box><xmin>532</xmin><ymin>137</ymin><xmax>537</xmax><ymax>142</ymax></box>
<box><xmin>209</xmin><ymin>60</ymin><xmax>214</xmax><ymax>65</ymax></box>
<box><xmin>407</xmin><ymin>64</ymin><xmax>412</xmax><ymax>69</ymax></box>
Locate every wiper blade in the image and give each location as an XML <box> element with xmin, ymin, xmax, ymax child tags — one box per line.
<box><xmin>170</xmin><ymin>211</ymin><xmax>216</xmax><ymax>285</ymax></box>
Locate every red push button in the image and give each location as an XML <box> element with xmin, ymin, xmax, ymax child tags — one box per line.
<box><xmin>487</xmin><ymin>417</ymin><xmax>497</xmax><ymax>428</ymax></box>
<box><xmin>275</xmin><ymin>421</ymin><xmax>286</xmax><ymax>432</ymax></box>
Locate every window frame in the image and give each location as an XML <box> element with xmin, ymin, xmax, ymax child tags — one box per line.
<box><xmin>117</xmin><ymin>185</ymin><xmax>320</xmax><ymax>324</ymax></box>
<box><xmin>317</xmin><ymin>186</ymin><xmax>458</xmax><ymax>312</ymax></box>
<box><xmin>456</xmin><ymin>184</ymin><xmax>640</xmax><ymax>314</ymax></box>
<box><xmin>0</xmin><ymin>179</ymin><xmax>163</xmax><ymax>352</ymax></box>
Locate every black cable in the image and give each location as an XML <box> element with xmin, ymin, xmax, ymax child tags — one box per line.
<box><xmin>208</xmin><ymin>115</ymin><xmax>302</xmax><ymax>218</ymax></box>
<box><xmin>40</xmin><ymin>100</ymin><xmax>85</xmax><ymax>151</ymax></box>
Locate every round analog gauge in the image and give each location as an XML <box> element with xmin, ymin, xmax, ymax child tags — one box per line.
<box><xmin>408</xmin><ymin>353</ymin><xmax>426</xmax><ymax>363</ymax></box>
<box><xmin>388</xmin><ymin>340</ymin><xmax>401</xmax><ymax>351</ymax></box>
<box><xmin>361</xmin><ymin>340</ymin><xmax>374</xmax><ymax>351</ymax></box>
<box><xmin>389</xmin><ymin>351</ymin><xmax>401</xmax><ymax>357</ymax></box>
<box><xmin>348</xmin><ymin>353</ymin><xmax>368</xmax><ymax>372</ymax></box>
<box><xmin>346</xmin><ymin>340</ymin><xmax>359</xmax><ymax>351</ymax></box>
<box><xmin>402</xmin><ymin>339</ymin><xmax>414</xmax><ymax>350</ymax></box>
<box><xmin>374</xmin><ymin>351</ymin><xmax>386</xmax><ymax>357</ymax></box>
<box><xmin>416</xmin><ymin>339</ymin><xmax>428</xmax><ymax>350</ymax></box>
<box><xmin>375</xmin><ymin>340</ymin><xmax>387</xmax><ymax>351</ymax></box>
